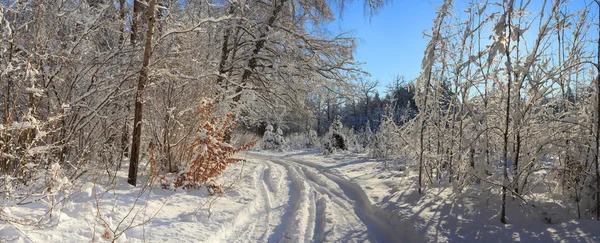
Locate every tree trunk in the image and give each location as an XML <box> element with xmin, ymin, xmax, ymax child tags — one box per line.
<box><xmin>501</xmin><ymin>0</ymin><xmax>514</xmax><ymax>224</ymax></box>
<box><xmin>595</xmin><ymin>1</ymin><xmax>600</xmax><ymax>219</ymax></box>
<box><xmin>118</xmin><ymin>0</ymin><xmax>129</xmax><ymax>159</ymax></box>
<box><xmin>118</xmin><ymin>0</ymin><xmax>126</xmax><ymax>44</ymax></box>
<box><xmin>130</xmin><ymin>0</ymin><xmax>143</xmax><ymax>46</ymax></box>
<box><xmin>514</xmin><ymin>131</ymin><xmax>521</xmax><ymax>195</ymax></box>
<box><xmin>216</xmin><ymin>5</ymin><xmax>236</xmax><ymax>95</ymax></box>
<box><xmin>232</xmin><ymin>0</ymin><xmax>287</xmax><ymax>104</ymax></box>
<box><xmin>128</xmin><ymin>0</ymin><xmax>157</xmax><ymax>186</ymax></box>
<box><xmin>418</xmin><ymin>0</ymin><xmax>450</xmax><ymax>195</ymax></box>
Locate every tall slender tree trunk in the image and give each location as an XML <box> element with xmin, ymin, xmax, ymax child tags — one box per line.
<box><xmin>118</xmin><ymin>0</ymin><xmax>126</xmax><ymax>45</ymax></box>
<box><xmin>232</xmin><ymin>0</ymin><xmax>287</xmax><ymax>104</ymax></box>
<box><xmin>513</xmin><ymin>131</ymin><xmax>521</xmax><ymax>194</ymax></box>
<box><xmin>418</xmin><ymin>0</ymin><xmax>450</xmax><ymax>195</ymax></box>
<box><xmin>118</xmin><ymin>0</ymin><xmax>130</xmax><ymax>160</ymax></box>
<box><xmin>130</xmin><ymin>0</ymin><xmax>144</xmax><ymax>46</ymax></box>
<box><xmin>595</xmin><ymin>0</ymin><xmax>600</xmax><ymax>219</ymax></box>
<box><xmin>501</xmin><ymin>0</ymin><xmax>515</xmax><ymax>224</ymax></box>
<box><xmin>128</xmin><ymin>0</ymin><xmax>157</xmax><ymax>186</ymax></box>
<box><xmin>216</xmin><ymin>5</ymin><xmax>236</xmax><ymax>96</ymax></box>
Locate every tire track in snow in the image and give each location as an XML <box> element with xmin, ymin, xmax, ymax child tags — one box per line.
<box><xmin>268</xmin><ymin>160</ymin><xmax>315</xmax><ymax>242</ymax></box>
<box><xmin>296</xmin><ymin>164</ymin><xmax>373</xmax><ymax>242</ymax></box>
<box><xmin>257</xmin><ymin>162</ymin><xmax>274</xmax><ymax>241</ymax></box>
<box><xmin>235</xmin><ymin>162</ymin><xmax>268</xmax><ymax>240</ymax></box>
<box><xmin>288</xmin><ymin>157</ymin><xmax>423</xmax><ymax>243</ymax></box>
<box><xmin>242</xmin><ymin>152</ymin><xmax>422</xmax><ymax>243</ymax></box>
<box><xmin>262</xmin><ymin>161</ymin><xmax>278</xmax><ymax>194</ymax></box>
<box><xmin>269</xmin><ymin>158</ymin><xmax>367</xmax><ymax>242</ymax></box>
<box><xmin>213</xmin><ymin>163</ymin><xmax>263</xmax><ymax>242</ymax></box>
<box><xmin>269</xmin><ymin>155</ymin><xmax>407</xmax><ymax>243</ymax></box>
<box><xmin>313</xmin><ymin>194</ymin><xmax>328</xmax><ymax>243</ymax></box>
<box><xmin>211</xmin><ymin>162</ymin><xmax>275</xmax><ymax>242</ymax></box>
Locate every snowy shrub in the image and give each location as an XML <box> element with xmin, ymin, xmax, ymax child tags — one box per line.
<box><xmin>369</xmin><ymin>116</ymin><xmax>400</xmax><ymax>160</ymax></box>
<box><xmin>308</xmin><ymin>130</ymin><xmax>319</xmax><ymax>149</ymax></box>
<box><xmin>0</xmin><ymin>111</ymin><xmax>76</xmax><ymax>224</ymax></box>
<box><xmin>340</xmin><ymin>126</ymin><xmax>363</xmax><ymax>153</ymax></box>
<box><xmin>0</xmin><ymin>112</ymin><xmax>71</xmax><ymax>188</ymax></box>
<box><xmin>276</xmin><ymin>127</ymin><xmax>286</xmax><ymax>147</ymax></box>
<box><xmin>286</xmin><ymin>130</ymin><xmax>319</xmax><ymax>150</ymax></box>
<box><xmin>231</xmin><ymin>131</ymin><xmax>261</xmax><ymax>149</ymax></box>
<box><xmin>161</xmin><ymin>103</ymin><xmax>254</xmax><ymax>192</ymax></box>
<box><xmin>359</xmin><ymin>121</ymin><xmax>373</xmax><ymax>149</ymax></box>
<box><xmin>285</xmin><ymin>133</ymin><xmax>307</xmax><ymax>150</ymax></box>
<box><xmin>323</xmin><ymin>115</ymin><xmax>348</xmax><ymax>154</ymax></box>
<box><xmin>263</xmin><ymin>124</ymin><xmax>285</xmax><ymax>150</ymax></box>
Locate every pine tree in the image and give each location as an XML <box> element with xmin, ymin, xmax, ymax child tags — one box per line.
<box><xmin>323</xmin><ymin>115</ymin><xmax>348</xmax><ymax>154</ymax></box>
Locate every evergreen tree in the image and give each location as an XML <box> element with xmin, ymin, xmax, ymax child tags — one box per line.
<box><xmin>323</xmin><ymin>115</ymin><xmax>348</xmax><ymax>154</ymax></box>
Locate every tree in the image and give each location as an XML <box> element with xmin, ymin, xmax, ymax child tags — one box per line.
<box><xmin>128</xmin><ymin>0</ymin><xmax>157</xmax><ymax>186</ymax></box>
<box><xmin>324</xmin><ymin>115</ymin><xmax>348</xmax><ymax>154</ymax></box>
<box><xmin>358</xmin><ymin>78</ymin><xmax>379</xmax><ymax>124</ymax></box>
<box><xmin>387</xmin><ymin>75</ymin><xmax>417</xmax><ymax>124</ymax></box>
<box><xmin>416</xmin><ymin>0</ymin><xmax>452</xmax><ymax>195</ymax></box>
<box><xmin>499</xmin><ymin>0</ymin><xmax>515</xmax><ymax>224</ymax></box>
<box><xmin>369</xmin><ymin>111</ymin><xmax>399</xmax><ymax>160</ymax></box>
<box><xmin>594</xmin><ymin>0</ymin><xmax>600</xmax><ymax>220</ymax></box>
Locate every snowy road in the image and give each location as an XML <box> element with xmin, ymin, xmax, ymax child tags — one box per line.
<box><xmin>211</xmin><ymin>152</ymin><xmax>406</xmax><ymax>243</ymax></box>
<box><xmin>1</xmin><ymin>151</ymin><xmax>418</xmax><ymax>243</ymax></box>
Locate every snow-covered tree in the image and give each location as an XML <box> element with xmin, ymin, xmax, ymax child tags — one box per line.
<box><xmin>323</xmin><ymin>115</ymin><xmax>348</xmax><ymax>154</ymax></box>
<box><xmin>263</xmin><ymin>124</ymin><xmax>285</xmax><ymax>150</ymax></box>
<box><xmin>407</xmin><ymin>0</ymin><xmax>600</xmax><ymax>223</ymax></box>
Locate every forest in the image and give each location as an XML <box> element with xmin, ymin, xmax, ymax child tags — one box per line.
<box><xmin>1</xmin><ymin>0</ymin><xmax>600</xmax><ymax>242</ymax></box>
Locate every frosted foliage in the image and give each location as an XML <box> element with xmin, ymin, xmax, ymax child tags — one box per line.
<box><xmin>359</xmin><ymin>121</ymin><xmax>373</xmax><ymax>149</ymax></box>
<box><xmin>308</xmin><ymin>130</ymin><xmax>319</xmax><ymax>148</ymax></box>
<box><xmin>341</xmin><ymin>127</ymin><xmax>363</xmax><ymax>153</ymax></box>
<box><xmin>263</xmin><ymin>124</ymin><xmax>285</xmax><ymax>150</ymax></box>
<box><xmin>287</xmin><ymin>130</ymin><xmax>320</xmax><ymax>150</ymax></box>
<box><xmin>369</xmin><ymin>117</ymin><xmax>399</xmax><ymax>159</ymax></box>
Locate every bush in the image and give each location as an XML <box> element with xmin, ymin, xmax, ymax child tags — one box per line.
<box><xmin>359</xmin><ymin>121</ymin><xmax>373</xmax><ymax>149</ymax></box>
<box><xmin>230</xmin><ymin>130</ymin><xmax>261</xmax><ymax>148</ymax></box>
<box><xmin>369</xmin><ymin>115</ymin><xmax>400</xmax><ymax>160</ymax></box>
<box><xmin>263</xmin><ymin>124</ymin><xmax>285</xmax><ymax>150</ymax></box>
<box><xmin>161</xmin><ymin>103</ymin><xmax>254</xmax><ymax>191</ymax></box>
<box><xmin>286</xmin><ymin>130</ymin><xmax>319</xmax><ymax>150</ymax></box>
<box><xmin>308</xmin><ymin>130</ymin><xmax>319</xmax><ymax>148</ymax></box>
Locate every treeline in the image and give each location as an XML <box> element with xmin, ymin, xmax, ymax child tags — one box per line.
<box><xmin>273</xmin><ymin>75</ymin><xmax>428</xmax><ymax>136</ymax></box>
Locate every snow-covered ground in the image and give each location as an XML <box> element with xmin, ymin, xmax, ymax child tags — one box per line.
<box><xmin>272</xmin><ymin>151</ymin><xmax>600</xmax><ymax>243</ymax></box>
<box><xmin>2</xmin><ymin>150</ymin><xmax>600</xmax><ymax>242</ymax></box>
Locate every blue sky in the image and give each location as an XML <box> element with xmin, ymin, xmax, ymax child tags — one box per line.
<box><xmin>330</xmin><ymin>0</ymin><xmax>597</xmax><ymax>93</ymax></box>
<box><xmin>329</xmin><ymin>0</ymin><xmax>439</xmax><ymax>91</ymax></box>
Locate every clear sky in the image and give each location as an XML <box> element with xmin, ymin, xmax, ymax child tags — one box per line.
<box><xmin>330</xmin><ymin>0</ymin><xmax>597</xmax><ymax>93</ymax></box>
<box><xmin>329</xmin><ymin>0</ymin><xmax>439</xmax><ymax>92</ymax></box>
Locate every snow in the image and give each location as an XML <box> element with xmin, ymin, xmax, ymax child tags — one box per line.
<box><xmin>25</xmin><ymin>87</ymin><xmax>44</xmax><ymax>97</ymax></box>
<box><xmin>8</xmin><ymin>121</ymin><xmax>34</xmax><ymax>131</ymax></box>
<box><xmin>271</xmin><ymin>151</ymin><xmax>600</xmax><ymax>243</ymax></box>
<box><xmin>1</xmin><ymin>150</ymin><xmax>599</xmax><ymax>242</ymax></box>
